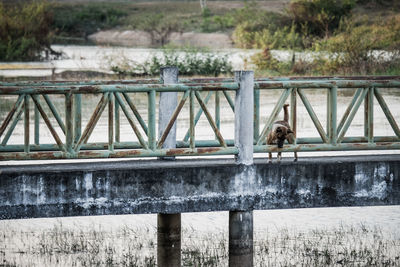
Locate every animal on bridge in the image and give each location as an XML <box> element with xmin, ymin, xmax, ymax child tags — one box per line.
<box><xmin>266</xmin><ymin>104</ymin><xmax>297</xmax><ymax>162</ymax></box>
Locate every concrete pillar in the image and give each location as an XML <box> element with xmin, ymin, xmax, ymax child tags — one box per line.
<box><xmin>157</xmin><ymin>66</ymin><xmax>181</xmax><ymax>267</ymax></box>
<box><xmin>159</xmin><ymin>66</ymin><xmax>178</xmax><ymax>154</ymax></box>
<box><xmin>157</xmin><ymin>213</ymin><xmax>181</xmax><ymax>267</ymax></box>
<box><xmin>230</xmin><ymin>70</ymin><xmax>254</xmax><ymax>267</ymax></box>
<box><xmin>229</xmin><ymin>211</ymin><xmax>254</xmax><ymax>267</ymax></box>
<box><xmin>234</xmin><ymin>71</ymin><xmax>254</xmax><ymax>165</ymax></box>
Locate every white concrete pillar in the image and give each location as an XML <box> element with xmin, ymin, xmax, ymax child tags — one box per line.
<box><xmin>234</xmin><ymin>71</ymin><xmax>254</xmax><ymax>165</ymax></box>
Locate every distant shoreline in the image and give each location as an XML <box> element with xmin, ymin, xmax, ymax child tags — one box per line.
<box><xmin>88</xmin><ymin>30</ymin><xmax>234</xmax><ymax>48</ymax></box>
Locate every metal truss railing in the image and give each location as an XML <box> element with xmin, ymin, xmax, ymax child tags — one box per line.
<box><xmin>254</xmin><ymin>79</ymin><xmax>400</xmax><ymax>154</ymax></box>
<box><xmin>0</xmin><ymin>75</ymin><xmax>399</xmax><ymax>160</ymax></box>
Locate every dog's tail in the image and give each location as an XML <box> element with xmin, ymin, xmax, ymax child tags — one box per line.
<box><xmin>283</xmin><ymin>104</ymin><xmax>289</xmax><ymax>122</ymax></box>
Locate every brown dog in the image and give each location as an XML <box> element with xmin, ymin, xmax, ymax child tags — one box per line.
<box><xmin>267</xmin><ymin>104</ymin><xmax>297</xmax><ymax>162</ymax></box>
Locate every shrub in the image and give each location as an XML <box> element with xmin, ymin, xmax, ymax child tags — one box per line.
<box><xmin>232</xmin><ymin>3</ymin><xmax>300</xmax><ymax>49</ymax></box>
<box><xmin>139</xmin><ymin>14</ymin><xmax>182</xmax><ymax>46</ymax></box>
<box><xmin>287</xmin><ymin>0</ymin><xmax>356</xmax><ymax>38</ymax></box>
<box><xmin>316</xmin><ymin>16</ymin><xmax>400</xmax><ymax>74</ymax></box>
<box><xmin>0</xmin><ymin>0</ymin><xmax>59</xmax><ymax>61</ymax></box>
<box><xmin>51</xmin><ymin>2</ymin><xmax>127</xmax><ymax>38</ymax></box>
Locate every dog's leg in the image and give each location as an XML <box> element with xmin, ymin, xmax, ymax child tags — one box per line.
<box><xmin>287</xmin><ymin>133</ymin><xmax>297</xmax><ymax>162</ymax></box>
<box><xmin>267</xmin><ymin>133</ymin><xmax>274</xmax><ymax>163</ymax></box>
<box><xmin>277</xmin><ymin>152</ymin><xmax>281</xmax><ymax>161</ymax></box>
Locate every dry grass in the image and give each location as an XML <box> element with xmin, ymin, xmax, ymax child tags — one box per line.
<box><xmin>1</xmin><ymin>220</ymin><xmax>399</xmax><ymax>266</ymax></box>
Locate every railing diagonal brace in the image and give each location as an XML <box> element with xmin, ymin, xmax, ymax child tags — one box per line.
<box><xmin>43</xmin><ymin>94</ymin><xmax>66</xmax><ymax>134</ymax></box>
<box><xmin>374</xmin><ymin>88</ymin><xmax>400</xmax><ymax>138</ymax></box>
<box><xmin>337</xmin><ymin>88</ymin><xmax>363</xmax><ymax>135</ymax></box>
<box><xmin>74</xmin><ymin>93</ymin><xmax>109</xmax><ymax>152</ymax></box>
<box><xmin>31</xmin><ymin>95</ymin><xmax>66</xmax><ymax>152</ymax></box>
<box><xmin>194</xmin><ymin>91</ymin><xmax>227</xmax><ymax>148</ymax></box>
<box><xmin>298</xmin><ymin>89</ymin><xmax>329</xmax><ymax>143</ymax></box>
<box><xmin>0</xmin><ymin>95</ymin><xmax>24</xmax><ymax>138</ymax></box>
<box><xmin>1</xmin><ymin>97</ymin><xmax>24</xmax><ymax>146</ymax></box>
<box><xmin>223</xmin><ymin>91</ymin><xmax>235</xmax><ymax>112</ymax></box>
<box><xmin>122</xmin><ymin>92</ymin><xmax>149</xmax><ymax>136</ymax></box>
<box><xmin>337</xmin><ymin>88</ymin><xmax>369</xmax><ymax>143</ymax></box>
<box><xmin>114</xmin><ymin>92</ymin><xmax>148</xmax><ymax>150</ymax></box>
<box><xmin>182</xmin><ymin>91</ymin><xmax>213</xmax><ymax>142</ymax></box>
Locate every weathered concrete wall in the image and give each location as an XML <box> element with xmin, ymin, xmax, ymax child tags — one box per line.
<box><xmin>1</xmin><ymin>155</ymin><xmax>399</xmax><ymax>219</ymax></box>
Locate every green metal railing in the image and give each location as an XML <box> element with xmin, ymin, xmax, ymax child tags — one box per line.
<box><xmin>0</xmin><ymin>75</ymin><xmax>399</xmax><ymax>160</ymax></box>
<box><xmin>253</xmin><ymin>79</ymin><xmax>400</xmax><ymax>154</ymax></box>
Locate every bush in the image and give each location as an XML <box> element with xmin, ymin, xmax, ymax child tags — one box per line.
<box><xmin>139</xmin><ymin>14</ymin><xmax>182</xmax><ymax>46</ymax></box>
<box><xmin>232</xmin><ymin>3</ymin><xmax>302</xmax><ymax>49</ymax></box>
<box><xmin>315</xmin><ymin>16</ymin><xmax>400</xmax><ymax>74</ymax></box>
<box><xmin>51</xmin><ymin>2</ymin><xmax>127</xmax><ymax>38</ymax></box>
<box><xmin>111</xmin><ymin>47</ymin><xmax>233</xmax><ymax>77</ymax></box>
<box><xmin>235</xmin><ymin>22</ymin><xmax>302</xmax><ymax>50</ymax></box>
<box><xmin>287</xmin><ymin>0</ymin><xmax>356</xmax><ymax>38</ymax></box>
<box><xmin>0</xmin><ymin>0</ymin><xmax>59</xmax><ymax>61</ymax></box>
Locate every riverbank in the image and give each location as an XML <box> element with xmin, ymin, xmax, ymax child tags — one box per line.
<box><xmin>88</xmin><ymin>30</ymin><xmax>234</xmax><ymax>48</ymax></box>
<box><xmin>0</xmin><ymin>46</ymin><xmax>261</xmax><ymax>80</ymax></box>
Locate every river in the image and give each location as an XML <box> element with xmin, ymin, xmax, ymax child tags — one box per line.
<box><xmin>0</xmin><ymin>45</ymin><xmax>261</xmax><ymax>78</ymax></box>
<box><xmin>0</xmin><ymin>45</ymin><xmax>400</xmax><ymax>266</ymax></box>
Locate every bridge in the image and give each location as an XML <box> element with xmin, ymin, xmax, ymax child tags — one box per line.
<box><xmin>1</xmin><ymin>68</ymin><xmax>400</xmax><ymax>266</ymax></box>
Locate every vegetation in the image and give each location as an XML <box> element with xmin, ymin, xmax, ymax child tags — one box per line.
<box><xmin>138</xmin><ymin>14</ymin><xmax>183</xmax><ymax>46</ymax></box>
<box><xmin>0</xmin><ymin>0</ymin><xmax>60</xmax><ymax>61</ymax></box>
<box><xmin>242</xmin><ymin>0</ymin><xmax>400</xmax><ymax>76</ymax></box>
<box><xmin>1</xmin><ymin>221</ymin><xmax>399</xmax><ymax>266</ymax></box>
<box><xmin>111</xmin><ymin>47</ymin><xmax>233</xmax><ymax>77</ymax></box>
<box><xmin>51</xmin><ymin>1</ymin><xmax>127</xmax><ymax>40</ymax></box>
<box><xmin>315</xmin><ymin>15</ymin><xmax>400</xmax><ymax>75</ymax></box>
<box><xmin>51</xmin><ymin>2</ymin><xmax>203</xmax><ymax>41</ymax></box>
<box><xmin>2</xmin><ymin>0</ymin><xmax>400</xmax><ymax>76</ymax></box>
<box><xmin>287</xmin><ymin>0</ymin><xmax>356</xmax><ymax>38</ymax></box>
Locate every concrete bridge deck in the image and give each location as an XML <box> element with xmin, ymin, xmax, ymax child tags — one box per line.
<box><xmin>1</xmin><ymin>154</ymin><xmax>399</xmax><ymax>220</ymax></box>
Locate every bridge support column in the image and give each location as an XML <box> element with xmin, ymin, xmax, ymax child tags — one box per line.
<box><xmin>229</xmin><ymin>70</ymin><xmax>254</xmax><ymax>267</ymax></box>
<box><xmin>229</xmin><ymin>211</ymin><xmax>254</xmax><ymax>267</ymax></box>
<box><xmin>157</xmin><ymin>66</ymin><xmax>181</xmax><ymax>267</ymax></box>
<box><xmin>157</xmin><ymin>213</ymin><xmax>181</xmax><ymax>267</ymax></box>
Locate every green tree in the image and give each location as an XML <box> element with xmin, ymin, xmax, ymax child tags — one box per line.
<box><xmin>0</xmin><ymin>0</ymin><xmax>59</xmax><ymax>61</ymax></box>
<box><xmin>139</xmin><ymin>14</ymin><xmax>182</xmax><ymax>46</ymax></box>
<box><xmin>287</xmin><ymin>0</ymin><xmax>356</xmax><ymax>38</ymax></box>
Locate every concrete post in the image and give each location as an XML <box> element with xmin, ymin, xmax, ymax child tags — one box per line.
<box><xmin>229</xmin><ymin>211</ymin><xmax>254</xmax><ymax>267</ymax></box>
<box><xmin>157</xmin><ymin>66</ymin><xmax>181</xmax><ymax>267</ymax></box>
<box><xmin>159</xmin><ymin>66</ymin><xmax>178</xmax><ymax>155</ymax></box>
<box><xmin>230</xmin><ymin>70</ymin><xmax>254</xmax><ymax>267</ymax></box>
<box><xmin>157</xmin><ymin>213</ymin><xmax>181</xmax><ymax>267</ymax></box>
<box><xmin>234</xmin><ymin>71</ymin><xmax>254</xmax><ymax>165</ymax></box>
